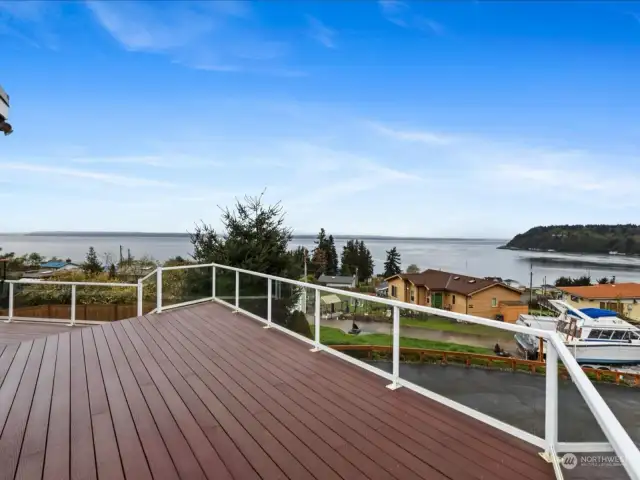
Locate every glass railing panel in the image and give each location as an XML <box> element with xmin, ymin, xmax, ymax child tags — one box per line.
<box><xmin>397</xmin><ymin>307</ymin><xmax>547</xmax><ymax>439</ymax></box>
<box><xmin>269</xmin><ymin>279</ymin><xmax>314</xmax><ymax>340</ymax></box>
<box><xmin>237</xmin><ymin>272</ymin><xmax>268</xmax><ymax>319</ymax></box>
<box><xmin>74</xmin><ymin>284</ymin><xmax>138</xmax><ymax>321</ymax></box>
<box><xmin>162</xmin><ymin>266</ymin><xmax>211</xmax><ymax>309</ymax></box>
<box><xmin>141</xmin><ymin>273</ymin><xmax>157</xmax><ymax>314</ymax></box>
<box><xmin>214</xmin><ymin>266</ymin><xmax>235</xmax><ymax>307</ymax></box>
<box><xmin>11</xmin><ymin>282</ymin><xmax>72</xmax><ymax>321</ymax></box>
<box><xmin>319</xmin><ymin>289</ymin><xmax>393</xmax><ymax>376</ymax></box>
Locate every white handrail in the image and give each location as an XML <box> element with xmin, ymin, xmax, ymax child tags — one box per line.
<box><xmin>7</xmin><ymin>279</ymin><xmax>136</xmax><ymax>287</ymax></box>
<box><xmin>211</xmin><ymin>263</ymin><xmax>552</xmax><ymax>338</ymax></box>
<box><xmin>549</xmin><ymin>333</ymin><xmax>640</xmax><ymax>480</ymax></box>
<box><xmin>4</xmin><ymin>260</ymin><xmax>638</xmax><ymax>479</ymax></box>
<box><xmin>140</xmin><ymin>268</ymin><xmax>158</xmax><ymax>282</ymax></box>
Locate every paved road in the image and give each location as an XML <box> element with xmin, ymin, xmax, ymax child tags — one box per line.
<box><xmin>371</xmin><ymin>361</ymin><xmax>639</xmax><ymax>479</ymax></box>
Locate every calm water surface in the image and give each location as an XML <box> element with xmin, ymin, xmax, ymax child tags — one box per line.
<box><xmin>2</xmin><ymin>234</ymin><xmax>640</xmax><ymax>285</ymax></box>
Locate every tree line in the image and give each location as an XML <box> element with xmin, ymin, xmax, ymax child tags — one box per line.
<box><xmin>505</xmin><ymin>224</ymin><xmax>640</xmax><ymax>255</ymax></box>
<box><xmin>554</xmin><ymin>275</ymin><xmax>616</xmax><ymax>287</ymax></box>
<box><xmin>305</xmin><ymin>228</ymin><xmax>374</xmax><ymax>283</ymax></box>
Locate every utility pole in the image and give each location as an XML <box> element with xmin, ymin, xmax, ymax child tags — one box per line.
<box><xmin>529</xmin><ymin>262</ymin><xmax>534</xmax><ymax>305</ymax></box>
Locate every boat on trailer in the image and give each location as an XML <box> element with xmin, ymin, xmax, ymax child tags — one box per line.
<box><xmin>514</xmin><ymin>300</ymin><xmax>640</xmax><ymax>365</ymax></box>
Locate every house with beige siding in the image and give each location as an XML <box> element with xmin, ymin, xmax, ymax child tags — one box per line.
<box><xmin>385</xmin><ymin>269</ymin><xmax>526</xmax><ymax>322</ymax></box>
<box><xmin>558</xmin><ymin>283</ymin><xmax>640</xmax><ymax>322</ymax></box>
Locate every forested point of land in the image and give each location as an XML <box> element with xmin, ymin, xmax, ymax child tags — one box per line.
<box><xmin>503</xmin><ymin>224</ymin><xmax>640</xmax><ymax>255</ymax></box>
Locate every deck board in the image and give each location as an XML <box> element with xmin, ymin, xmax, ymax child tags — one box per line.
<box><xmin>0</xmin><ymin>321</ymin><xmax>79</xmax><ymax>348</ymax></box>
<box><xmin>0</xmin><ymin>301</ymin><xmax>556</xmax><ymax>479</ymax></box>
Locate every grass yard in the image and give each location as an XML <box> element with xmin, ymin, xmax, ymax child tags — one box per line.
<box><xmin>317</xmin><ymin>325</ymin><xmax>492</xmax><ymax>354</ymax></box>
<box><xmin>399</xmin><ymin>316</ymin><xmax>515</xmax><ymax>340</ymax></box>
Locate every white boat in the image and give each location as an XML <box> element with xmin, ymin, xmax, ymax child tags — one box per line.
<box><xmin>514</xmin><ymin>314</ymin><xmax>558</xmax><ymax>359</ymax></box>
<box><xmin>514</xmin><ymin>301</ymin><xmax>640</xmax><ymax>365</ymax></box>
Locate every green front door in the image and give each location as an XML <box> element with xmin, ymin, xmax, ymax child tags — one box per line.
<box><xmin>432</xmin><ymin>292</ymin><xmax>443</xmax><ymax>308</ymax></box>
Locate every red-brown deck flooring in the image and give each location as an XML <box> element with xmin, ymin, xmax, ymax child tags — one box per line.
<box><xmin>0</xmin><ymin>302</ymin><xmax>555</xmax><ymax>479</ymax></box>
<box><xmin>0</xmin><ymin>320</ymin><xmax>79</xmax><ymax>348</ymax></box>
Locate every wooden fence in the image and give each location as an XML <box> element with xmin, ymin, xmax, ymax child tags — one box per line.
<box><xmin>0</xmin><ymin>303</ymin><xmax>156</xmax><ymax>322</ymax></box>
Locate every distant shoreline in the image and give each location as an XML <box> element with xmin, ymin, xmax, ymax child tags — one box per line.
<box><xmin>1</xmin><ymin>232</ymin><xmax>508</xmax><ymax>242</ymax></box>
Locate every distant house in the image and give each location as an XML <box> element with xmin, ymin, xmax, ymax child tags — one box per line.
<box><xmin>385</xmin><ymin>269</ymin><xmax>526</xmax><ymax>322</ymax></box>
<box><xmin>558</xmin><ymin>283</ymin><xmax>640</xmax><ymax>321</ymax></box>
<box><xmin>22</xmin><ymin>260</ymin><xmax>80</xmax><ymax>279</ymax></box>
<box><xmin>317</xmin><ymin>274</ymin><xmax>357</xmax><ymax>289</ymax></box>
<box><xmin>40</xmin><ymin>261</ymin><xmax>80</xmax><ymax>271</ymax></box>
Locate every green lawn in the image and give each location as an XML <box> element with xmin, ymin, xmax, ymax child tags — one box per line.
<box><xmin>399</xmin><ymin>316</ymin><xmax>514</xmax><ymax>340</ymax></box>
<box><xmin>317</xmin><ymin>326</ymin><xmax>492</xmax><ymax>354</ymax></box>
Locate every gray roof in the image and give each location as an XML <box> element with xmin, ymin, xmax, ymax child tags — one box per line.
<box><xmin>318</xmin><ymin>274</ymin><xmax>354</xmax><ymax>285</ymax></box>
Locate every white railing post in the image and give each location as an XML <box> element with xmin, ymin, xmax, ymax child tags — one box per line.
<box><xmin>4</xmin><ymin>282</ymin><xmax>14</xmax><ymax>323</ymax></box>
<box><xmin>543</xmin><ymin>340</ymin><xmax>558</xmax><ymax>462</ymax></box>
<box><xmin>69</xmin><ymin>284</ymin><xmax>76</xmax><ymax>327</ymax></box>
<box><xmin>137</xmin><ymin>280</ymin><xmax>143</xmax><ymax>317</ymax></box>
<box><xmin>157</xmin><ymin>267</ymin><xmax>163</xmax><ymax>313</ymax></box>
<box><xmin>311</xmin><ymin>288</ymin><xmax>321</xmax><ymax>352</ymax></box>
<box><xmin>234</xmin><ymin>270</ymin><xmax>239</xmax><ymax>312</ymax></box>
<box><xmin>386</xmin><ymin>306</ymin><xmax>401</xmax><ymax>390</ymax></box>
<box><xmin>264</xmin><ymin>278</ymin><xmax>272</xmax><ymax>329</ymax></box>
<box><xmin>212</xmin><ymin>266</ymin><xmax>216</xmax><ymax>300</ymax></box>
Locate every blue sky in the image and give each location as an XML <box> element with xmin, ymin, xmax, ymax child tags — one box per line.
<box><xmin>1</xmin><ymin>1</ymin><xmax>639</xmax><ymax>237</ymax></box>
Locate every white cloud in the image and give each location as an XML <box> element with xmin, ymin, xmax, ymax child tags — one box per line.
<box><xmin>370</xmin><ymin>121</ymin><xmax>640</xmax><ymax>209</ymax></box>
<box><xmin>69</xmin><ymin>155</ymin><xmax>223</xmax><ymax>168</ymax></box>
<box><xmin>86</xmin><ymin>1</ymin><xmax>292</xmax><ymax>74</ymax></box>
<box><xmin>378</xmin><ymin>0</ymin><xmax>445</xmax><ymax>35</ymax></box>
<box><xmin>0</xmin><ymin>162</ymin><xmax>176</xmax><ymax>187</ymax></box>
<box><xmin>307</xmin><ymin>15</ymin><xmax>337</xmax><ymax>48</ymax></box>
<box><xmin>369</xmin><ymin>122</ymin><xmax>454</xmax><ymax>145</ymax></box>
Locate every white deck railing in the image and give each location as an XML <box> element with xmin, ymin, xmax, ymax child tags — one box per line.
<box><xmin>2</xmin><ymin>263</ymin><xmax>639</xmax><ymax>480</ymax></box>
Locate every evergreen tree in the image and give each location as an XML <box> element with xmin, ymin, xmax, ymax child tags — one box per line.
<box><xmin>327</xmin><ymin>235</ymin><xmax>339</xmax><ymax>275</ymax></box>
<box><xmin>82</xmin><ymin>247</ymin><xmax>103</xmax><ymax>275</ymax></box>
<box><xmin>311</xmin><ymin>228</ymin><xmax>329</xmax><ymax>276</ymax></box>
<box><xmin>340</xmin><ymin>239</ymin><xmax>374</xmax><ymax>283</ymax></box>
<box><xmin>190</xmin><ymin>193</ymin><xmax>310</xmax><ymax>337</ymax></box>
<box><xmin>383</xmin><ymin>247</ymin><xmax>401</xmax><ymax>277</ymax></box>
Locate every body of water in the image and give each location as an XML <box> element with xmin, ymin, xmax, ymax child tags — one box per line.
<box><xmin>3</xmin><ymin>233</ymin><xmax>640</xmax><ymax>285</ymax></box>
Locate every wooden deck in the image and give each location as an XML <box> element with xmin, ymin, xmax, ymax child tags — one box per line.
<box><xmin>0</xmin><ymin>320</ymin><xmax>79</xmax><ymax>348</ymax></box>
<box><xmin>0</xmin><ymin>302</ymin><xmax>555</xmax><ymax>479</ymax></box>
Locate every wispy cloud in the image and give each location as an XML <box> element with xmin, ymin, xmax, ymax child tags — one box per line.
<box><xmin>370</xmin><ymin>120</ymin><xmax>640</xmax><ymax>207</ymax></box>
<box><xmin>69</xmin><ymin>155</ymin><xmax>223</xmax><ymax>168</ymax></box>
<box><xmin>378</xmin><ymin>0</ymin><xmax>445</xmax><ymax>35</ymax></box>
<box><xmin>86</xmin><ymin>1</ymin><xmax>293</xmax><ymax>74</ymax></box>
<box><xmin>369</xmin><ymin>122</ymin><xmax>454</xmax><ymax>145</ymax></box>
<box><xmin>0</xmin><ymin>0</ymin><xmax>59</xmax><ymax>48</ymax></box>
<box><xmin>0</xmin><ymin>162</ymin><xmax>175</xmax><ymax>187</ymax></box>
<box><xmin>307</xmin><ymin>15</ymin><xmax>337</xmax><ymax>49</ymax></box>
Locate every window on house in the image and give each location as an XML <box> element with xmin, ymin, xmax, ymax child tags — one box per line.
<box><xmin>391</xmin><ymin>285</ymin><xmax>397</xmax><ymax>297</ymax></box>
<box><xmin>491</xmin><ymin>298</ymin><xmax>497</xmax><ymax>307</ymax></box>
<box><xmin>452</xmin><ymin>295</ymin><xmax>456</xmax><ymax>305</ymax></box>
<box><xmin>410</xmin><ymin>289</ymin><xmax>415</xmax><ymax>302</ymax></box>
<box><xmin>599</xmin><ymin>302</ymin><xmax>606</xmax><ymax>309</ymax></box>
